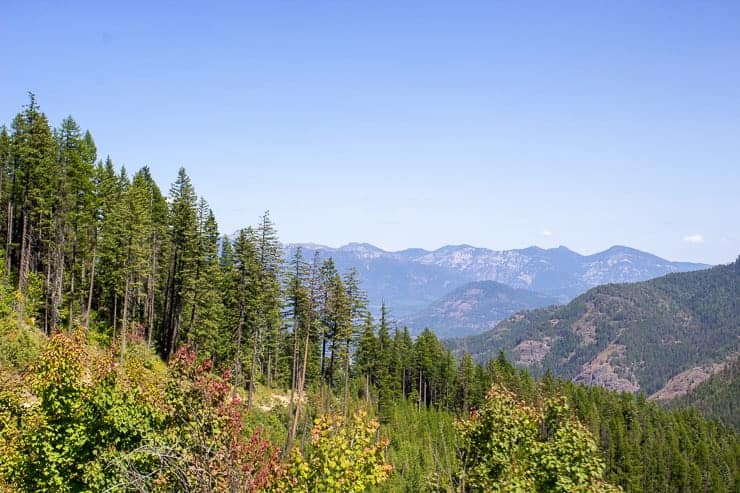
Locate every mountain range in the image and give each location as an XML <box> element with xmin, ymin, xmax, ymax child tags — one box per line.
<box><xmin>284</xmin><ymin>242</ymin><xmax>709</xmax><ymax>319</ymax></box>
<box><xmin>446</xmin><ymin>258</ymin><xmax>739</xmax><ymax>397</ymax></box>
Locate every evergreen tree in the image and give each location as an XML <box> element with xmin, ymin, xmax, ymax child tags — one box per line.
<box><xmin>458</xmin><ymin>352</ymin><xmax>476</xmax><ymax>415</ymax></box>
<box><xmin>55</xmin><ymin>116</ymin><xmax>95</xmax><ymax>330</ymax></box>
<box><xmin>376</xmin><ymin>303</ymin><xmax>394</xmax><ymax>423</ymax></box>
<box><xmin>160</xmin><ymin>167</ymin><xmax>197</xmax><ymax>360</ymax></box>
<box><xmin>256</xmin><ymin>211</ymin><xmax>283</xmax><ymax>388</ymax></box>
<box><xmin>9</xmin><ymin>94</ymin><xmax>57</xmax><ymax>325</ymax></box>
<box><xmin>317</xmin><ymin>259</ymin><xmax>336</xmax><ymax>390</ymax></box>
<box><xmin>89</xmin><ymin>157</ymin><xmax>122</xmax><ymax>327</ymax></box>
<box><xmin>342</xmin><ymin>267</ymin><xmax>368</xmax><ymax>415</ymax></box>
<box><xmin>0</xmin><ymin>126</ymin><xmax>11</xmax><ymax>283</ymax></box>
<box><xmin>232</xmin><ymin>227</ymin><xmax>261</xmax><ymax>408</ymax></box>
<box><xmin>183</xmin><ymin>198</ymin><xmax>223</xmax><ymax>360</ymax></box>
<box><xmin>394</xmin><ymin>327</ymin><xmax>414</xmax><ymax>398</ymax></box>
<box><xmin>355</xmin><ymin>312</ymin><xmax>377</xmax><ymax>404</ymax></box>
<box><xmin>118</xmin><ymin>169</ymin><xmax>156</xmax><ymax>361</ymax></box>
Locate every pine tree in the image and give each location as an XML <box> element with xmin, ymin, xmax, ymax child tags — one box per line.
<box><xmin>118</xmin><ymin>169</ymin><xmax>155</xmax><ymax>362</ymax></box>
<box><xmin>218</xmin><ymin>234</ymin><xmax>239</xmax><ymax>366</ymax></box>
<box><xmin>0</xmin><ymin>126</ymin><xmax>11</xmax><ymax>283</ymax></box>
<box><xmin>55</xmin><ymin>116</ymin><xmax>95</xmax><ymax>330</ymax></box>
<box><xmin>160</xmin><ymin>167</ymin><xmax>197</xmax><ymax>360</ymax></box>
<box><xmin>394</xmin><ymin>327</ymin><xmax>414</xmax><ymax>398</ymax></box>
<box><xmin>10</xmin><ymin>93</ymin><xmax>57</xmax><ymax>325</ymax></box>
<box><xmin>256</xmin><ymin>211</ymin><xmax>283</xmax><ymax>387</ymax></box>
<box><xmin>327</xmin><ymin>271</ymin><xmax>351</xmax><ymax>412</ymax></box>
<box><xmin>414</xmin><ymin>328</ymin><xmax>436</xmax><ymax>410</ymax></box>
<box><xmin>343</xmin><ymin>267</ymin><xmax>368</xmax><ymax>415</ymax></box>
<box><xmin>317</xmin><ymin>258</ymin><xmax>339</xmax><ymax>406</ymax></box>
<box><xmin>285</xmin><ymin>247</ymin><xmax>310</xmax><ymax>452</ymax></box>
<box><xmin>135</xmin><ymin>167</ymin><xmax>167</xmax><ymax>347</ymax></box>
<box><xmin>376</xmin><ymin>302</ymin><xmax>394</xmax><ymax>423</ymax></box>
<box><xmin>89</xmin><ymin>157</ymin><xmax>122</xmax><ymax>327</ymax></box>
<box><xmin>458</xmin><ymin>352</ymin><xmax>476</xmax><ymax>415</ymax></box>
<box><xmin>232</xmin><ymin>227</ymin><xmax>261</xmax><ymax>408</ymax></box>
<box><xmin>183</xmin><ymin>198</ymin><xmax>223</xmax><ymax>359</ymax></box>
<box><xmin>96</xmin><ymin>165</ymin><xmax>130</xmax><ymax>339</ymax></box>
<box><xmin>77</xmin><ymin>130</ymin><xmax>98</xmax><ymax>328</ymax></box>
<box><xmin>354</xmin><ymin>311</ymin><xmax>377</xmax><ymax>404</ymax></box>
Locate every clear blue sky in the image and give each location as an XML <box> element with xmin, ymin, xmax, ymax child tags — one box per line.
<box><xmin>2</xmin><ymin>1</ymin><xmax>738</xmax><ymax>264</ymax></box>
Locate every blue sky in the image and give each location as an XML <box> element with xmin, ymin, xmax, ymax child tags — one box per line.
<box><xmin>1</xmin><ymin>1</ymin><xmax>738</xmax><ymax>264</ymax></box>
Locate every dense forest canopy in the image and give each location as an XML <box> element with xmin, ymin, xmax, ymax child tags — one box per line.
<box><xmin>0</xmin><ymin>95</ymin><xmax>737</xmax><ymax>492</ymax></box>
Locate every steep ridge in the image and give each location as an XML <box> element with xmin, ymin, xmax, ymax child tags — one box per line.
<box><xmin>666</xmin><ymin>358</ymin><xmax>740</xmax><ymax>430</ymax></box>
<box><xmin>446</xmin><ymin>258</ymin><xmax>739</xmax><ymax>395</ymax></box>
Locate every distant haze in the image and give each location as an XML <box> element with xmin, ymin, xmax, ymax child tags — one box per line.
<box><xmin>284</xmin><ymin>242</ymin><xmax>709</xmax><ymax>320</ymax></box>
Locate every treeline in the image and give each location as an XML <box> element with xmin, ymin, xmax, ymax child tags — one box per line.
<box><xmin>367</xmin><ymin>344</ymin><xmax>738</xmax><ymax>492</ymax></box>
<box><xmin>0</xmin><ymin>94</ymin><xmax>497</xmax><ymax>428</ymax></box>
<box><xmin>0</xmin><ymin>94</ymin><xmax>476</xmax><ymax>442</ymax></box>
<box><xmin>0</xmin><ymin>95</ymin><xmax>297</xmax><ymax>411</ymax></box>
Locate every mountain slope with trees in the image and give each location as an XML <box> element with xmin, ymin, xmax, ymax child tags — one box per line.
<box><xmin>447</xmin><ymin>259</ymin><xmax>740</xmax><ymax>396</ymax></box>
<box><xmin>400</xmin><ymin>280</ymin><xmax>558</xmax><ymax>338</ymax></box>
<box><xmin>667</xmin><ymin>358</ymin><xmax>740</xmax><ymax>430</ymax></box>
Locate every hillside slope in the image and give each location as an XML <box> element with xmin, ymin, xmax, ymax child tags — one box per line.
<box><xmin>400</xmin><ymin>280</ymin><xmax>558</xmax><ymax>338</ymax></box>
<box><xmin>666</xmin><ymin>358</ymin><xmax>740</xmax><ymax>430</ymax></box>
<box><xmin>447</xmin><ymin>258</ymin><xmax>739</xmax><ymax>395</ymax></box>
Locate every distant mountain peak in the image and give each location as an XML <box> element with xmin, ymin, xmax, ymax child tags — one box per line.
<box><xmin>338</xmin><ymin>242</ymin><xmax>386</xmax><ymax>259</ymax></box>
<box><xmin>601</xmin><ymin>245</ymin><xmax>642</xmax><ymax>255</ymax></box>
<box><xmin>282</xmin><ymin>241</ymin><xmax>709</xmax><ymax>318</ymax></box>
<box><xmin>339</xmin><ymin>242</ymin><xmax>385</xmax><ymax>251</ymax></box>
<box><xmin>286</xmin><ymin>242</ymin><xmax>332</xmax><ymax>251</ymax></box>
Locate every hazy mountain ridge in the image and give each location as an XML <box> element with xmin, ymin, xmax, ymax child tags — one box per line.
<box><xmin>446</xmin><ymin>258</ymin><xmax>740</xmax><ymax>396</ymax></box>
<box><xmin>399</xmin><ymin>281</ymin><xmax>559</xmax><ymax>338</ymax></box>
<box><xmin>284</xmin><ymin>242</ymin><xmax>709</xmax><ymax>316</ymax></box>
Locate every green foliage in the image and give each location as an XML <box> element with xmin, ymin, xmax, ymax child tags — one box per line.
<box><xmin>0</xmin><ymin>263</ymin><xmax>43</xmax><ymax>368</ymax></box>
<box><xmin>565</xmin><ymin>381</ymin><xmax>739</xmax><ymax>492</ymax></box>
<box><xmin>114</xmin><ymin>346</ymin><xmax>284</xmax><ymax>492</ymax></box>
<box><xmin>0</xmin><ymin>332</ymin><xmax>162</xmax><ymax>492</ymax></box>
<box><xmin>0</xmin><ymin>335</ymin><xmax>286</xmax><ymax>492</ymax></box>
<box><xmin>457</xmin><ymin>385</ymin><xmax>620</xmax><ymax>492</ymax></box>
<box><xmin>375</xmin><ymin>400</ymin><xmax>457</xmax><ymax>492</ymax></box>
<box><xmin>0</xmin><ymin>320</ymin><xmax>42</xmax><ymax>370</ymax></box>
<box><xmin>278</xmin><ymin>410</ymin><xmax>392</xmax><ymax>492</ymax></box>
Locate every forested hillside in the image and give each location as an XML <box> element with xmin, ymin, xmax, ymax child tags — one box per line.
<box><xmin>0</xmin><ymin>96</ymin><xmax>737</xmax><ymax>492</ymax></box>
<box><xmin>400</xmin><ymin>280</ymin><xmax>558</xmax><ymax>337</ymax></box>
<box><xmin>448</xmin><ymin>260</ymin><xmax>740</xmax><ymax>395</ymax></box>
<box><xmin>667</xmin><ymin>358</ymin><xmax>740</xmax><ymax>430</ymax></box>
